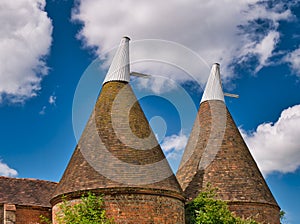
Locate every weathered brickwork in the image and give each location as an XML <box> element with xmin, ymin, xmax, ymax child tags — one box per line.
<box><xmin>228</xmin><ymin>202</ymin><xmax>280</xmax><ymax>224</ymax></box>
<box><xmin>177</xmin><ymin>100</ymin><xmax>280</xmax><ymax>224</ymax></box>
<box><xmin>52</xmin><ymin>81</ymin><xmax>184</xmax><ymax>223</ymax></box>
<box><xmin>104</xmin><ymin>193</ymin><xmax>184</xmax><ymax>224</ymax></box>
<box><xmin>15</xmin><ymin>205</ymin><xmax>52</xmax><ymax>224</ymax></box>
<box><xmin>52</xmin><ymin>189</ymin><xmax>184</xmax><ymax>224</ymax></box>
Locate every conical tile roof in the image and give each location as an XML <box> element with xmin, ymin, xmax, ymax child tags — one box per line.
<box><xmin>52</xmin><ymin>37</ymin><xmax>182</xmax><ymax>203</ymax></box>
<box><xmin>176</xmin><ymin>63</ymin><xmax>279</xmax><ymax>222</ymax></box>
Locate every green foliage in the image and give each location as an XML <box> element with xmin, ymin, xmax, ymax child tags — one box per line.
<box><xmin>40</xmin><ymin>214</ymin><xmax>52</xmax><ymax>224</ymax></box>
<box><xmin>58</xmin><ymin>192</ymin><xmax>113</xmax><ymax>224</ymax></box>
<box><xmin>280</xmin><ymin>210</ymin><xmax>286</xmax><ymax>224</ymax></box>
<box><xmin>42</xmin><ymin>192</ymin><xmax>113</xmax><ymax>224</ymax></box>
<box><xmin>185</xmin><ymin>186</ymin><xmax>258</xmax><ymax>224</ymax></box>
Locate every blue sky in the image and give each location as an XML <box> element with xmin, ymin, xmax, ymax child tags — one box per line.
<box><xmin>1</xmin><ymin>0</ymin><xmax>300</xmax><ymax>223</ymax></box>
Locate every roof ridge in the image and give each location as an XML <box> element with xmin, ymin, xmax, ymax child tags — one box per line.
<box><xmin>0</xmin><ymin>176</ymin><xmax>57</xmax><ymax>184</ymax></box>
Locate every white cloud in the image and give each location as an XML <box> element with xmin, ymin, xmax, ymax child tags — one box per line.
<box><xmin>160</xmin><ymin>131</ymin><xmax>188</xmax><ymax>172</ymax></box>
<box><xmin>49</xmin><ymin>94</ymin><xmax>56</xmax><ymax>105</ymax></box>
<box><xmin>0</xmin><ymin>160</ymin><xmax>18</xmax><ymax>177</ymax></box>
<box><xmin>241</xmin><ymin>104</ymin><xmax>300</xmax><ymax>176</ymax></box>
<box><xmin>251</xmin><ymin>31</ymin><xmax>280</xmax><ymax>72</ymax></box>
<box><xmin>285</xmin><ymin>47</ymin><xmax>300</xmax><ymax>77</ymax></box>
<box><xmin>0</xmin><ymin>0</ymin><xmax>53</xmax><ymax>103</ymax></box>
<box><xmin>39</xmin><ymin>94</ymin><xmax>56</xmax><ymax>114</ymax></box>
<box><xmin>161</xmin><ymin>131</ymin><xmax>188</xmax><ymax>154</ymax></box>
<box><xmin>72</xmin><ymin>0</ymin><xmax>294</xmax><ymax>92</ymax></box>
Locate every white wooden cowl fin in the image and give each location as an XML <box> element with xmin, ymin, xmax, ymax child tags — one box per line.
<box><xmin>200</xmin><ymin>63</ymin><xmax>225</xmax><ymax>103</ymax></box>
<box><xmin>103</xmin><ymin>36</ymin><xmax>130</xmax><ymax>85</ymax></box>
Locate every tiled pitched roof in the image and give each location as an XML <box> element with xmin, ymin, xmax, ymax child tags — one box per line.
<box><xmin>0</xmin><ymin>176</ymin><xmax>57</xmax><ymax>207</ymax></box>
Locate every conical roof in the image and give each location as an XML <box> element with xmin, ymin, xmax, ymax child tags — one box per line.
<box><xmin>52</xmin><ymin>37</ymin><xmax>182</xmax><ymax>203</ymax></box>
<box><xmin>176</xmin><ymin>63</ymin><xmax>279</xmax><ymax>208</ymax></box>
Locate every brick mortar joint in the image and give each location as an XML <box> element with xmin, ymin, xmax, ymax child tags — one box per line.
<box><xmin>0</xmin><ymin>203</ymin><xmax>52</xmax><ymax>210</ymax></box>
<box><xmin>51</xmin><ymin>187</ymin><xmax>185</xmax><ymax>206</ymax></box>
<box><xmin>226</xmin><ymin>200</ymin><xmax>280</xmax><ymax>209</ymax></box>
<box><xmin>16</xmin><ymin>205</ymin><xmax>52</xmax><ymax>211</ymax></box>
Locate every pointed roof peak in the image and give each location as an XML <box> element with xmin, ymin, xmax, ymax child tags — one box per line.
<box><xmin>200</xmin><ymin>63</ymin><xmax>224</xmax><ymax>103</ymax></box>
<box><xmin>103</xmin><ymin>36</ymin><xmax>131</xmax><ymax>85</ymax></box>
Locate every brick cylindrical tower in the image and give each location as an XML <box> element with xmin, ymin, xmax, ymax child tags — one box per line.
<box><xmin>176</xmin><ymin>63</ymin><xmax>280</xmax><ymax>224</ymax></box>
<box><xmin>51</xmin><ymin>37</ymin><xmax>184</xmax><ymax>224</ymax></box>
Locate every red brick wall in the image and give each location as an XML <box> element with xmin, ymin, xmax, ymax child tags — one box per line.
<box><xmin>104</xmin><ymin>194</ymin><xmax>184</xmax><ymax>224</ymax></box>
<box><xmin>15</xmin><ymin>205</ymin><xmax>52</xmax><ymax>224</ymax></box>
<box><xmin>228</xmin><ymin>202</ymin><xmax>280</xmax><ymax>224</ymax></box>
<box><xmin>52</xmin><ymin>192</ymin><xmax>185</xmax><ymax>224</ymax></box>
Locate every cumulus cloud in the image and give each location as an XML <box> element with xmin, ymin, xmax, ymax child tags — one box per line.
<box><xmin>160</xmin><ymin>131</ymin><xmax>188</xmax><ymax>172</ymax></box>
<box><xmin>251</xmin><ymin>31</ymin><xmax>280</xmax><ymax>72</ymax></box>
<box><xmin>72</xmin><ymin>0</ymin><xmax>295</xmax><ymax>92</ymax></box>
<box><xmin>161</xmin><ymin>131</ymin><xmax>188</xmax><ymax>157</ymax></box>
<box><xmin>0</xmin><ymin>0</ymin><xmax>52</xmax><ymax>103</ymax></box>
<box><xmin>241</xmin><ymin>104</ymin><xmax>300</xmax><ymax>176</ymax></box>
<box><xmin>285</xmin><ymin>47</ymin><xmax>300</xmax><ymax>77</ymax></box>
<box><xmin>0</xmin><ymin>160</ymin><xmax>18</xmax><ymax>177</ymax></box>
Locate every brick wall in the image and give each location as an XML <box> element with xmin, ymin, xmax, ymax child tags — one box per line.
<box><xmin>0</xmin><ymin>204</ymin><xmax>51</xmax><ymax>224</ymax></box>
<box><xmin>228</xmin><ymin>202</ymin><xmax>280</xmax><ymax>224</ymax></box>
<box><xmin>15</xmin><ymin>205</ymin><xmax>51</xmax><ymax>224</ymax></box>
<box><xmin>52</xmin><ymin>190</ymin><xmax>185</xmax><ymax>224</ymax></box>
<box><xmin>104</xmin><ymin>194</ymin><xmax>184</xmax><ymax>224</ymax></box>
